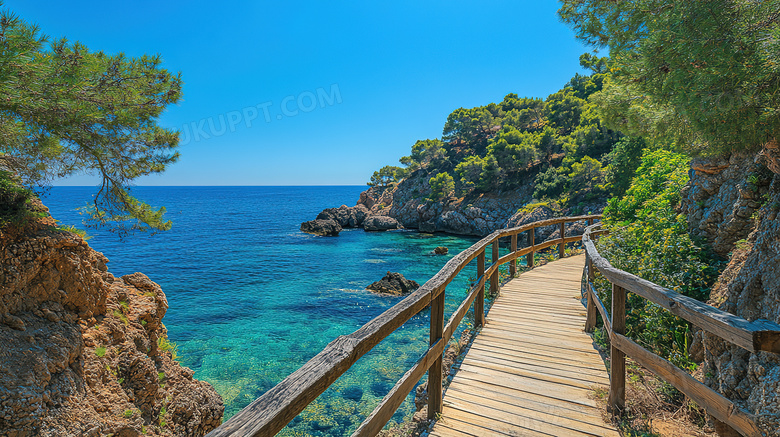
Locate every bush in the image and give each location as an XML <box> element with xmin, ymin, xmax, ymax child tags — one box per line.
<box><xmin>595</xmin><ymin>149</ymin><xmax>721</xmax><ymax>370</ymax></box>
<box><xmin>0</xmin><ymin>171</ymin><xmax>34</xmax><ymax>228</ymax></box>
<box><xmin>428</xmin><ymin>172</ymin><xmax>455</xmax><ymax>201</ymax></box>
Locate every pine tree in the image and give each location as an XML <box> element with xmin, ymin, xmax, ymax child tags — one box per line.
<box><xmin>0</xmin><ymin>6</ymin><xmax>183</xmax><ymax>234</ymax></box>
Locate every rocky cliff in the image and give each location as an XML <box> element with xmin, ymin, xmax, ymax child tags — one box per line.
<box><xmin>0</xmin><ymin>206</ymin><xmax>223</xmax><ymax>436</ymax></box>
<box><xmin>681</xmin><ymin>151</ymin><xmax>780</xmax><ymax>435</ymax></box>
<box><xmin>311</xmin><ymin>170</ymin><xmax>605</xmax><ymax>237</ymax></box>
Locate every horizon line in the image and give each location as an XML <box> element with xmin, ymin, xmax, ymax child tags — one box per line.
<box><xmin>50</xmin><ymin>184</ymin><xmax>368</xmax><ymax>188</ymax></box>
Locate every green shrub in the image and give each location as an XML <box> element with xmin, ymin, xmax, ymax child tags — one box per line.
<box><xmin>596</xmin><ymin>149</ymin><xmax>721</xmax><ymax>370</ymax></box>
<box><xmin>0</xmin><ymin>171</ymin><xmax>34</xmax><ymax>227</ymax></box>
<box><xmin>95</xmin><ymin>346</ymin><xmax>107</xmax><ymax>357</ymax></box>
<box><xmin>157</xmin><ymin>337</ymin><xmax>180</xmax><ymax>361</ymax></box>
<box><xmin>428</xmin><ymin>172</ymin><xmax>455</xmax><ymax>201</ymax></box>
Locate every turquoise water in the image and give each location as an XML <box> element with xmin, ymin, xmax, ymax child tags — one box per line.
<box><xmin>44</xmin><ymin>186</ymin><xmax>492</xmax><ymax>435</ymax></box>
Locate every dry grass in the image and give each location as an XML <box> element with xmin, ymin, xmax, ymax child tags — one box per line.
<box><xmin>592</xmin><ymin>357</ymin><xmax>717</xmax><ymax>437</ymax></box>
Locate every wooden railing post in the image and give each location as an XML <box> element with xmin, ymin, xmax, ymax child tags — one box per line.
<box><xmin>475</xmin><ymin>251</ymin><xmax>485</xmax><ymax>328</ymax></box>
<box><xmin>559</xmin><ymin>221</ymin><xmax>566</xmax><ymax>259</ymax></box>
<box><xmin>527</xmin><ymin>228</ymin><xmax>535</xmax><ymax>268</ymax></box>
<box><xmin>510</xmin><ymin>233</ymin><xmax>517</xmax><ymax>278</ymax></box>
<box><xmin>490</xmin><ymin>240</ymin><xmax>499</xmax><ymax>295</ymax></box>
<box><xmin>584</xmin><ymin>252</ymin><xmax>597</xmax><ymax>332</ymax></box>
<box><xmin>609</xmin><ymin>283</ymin><xmax>626</xmax><ymax>412</ymax></box>
<box><xmin>428</xmin><ymin>287</ymin><xmax>445</xmax><ymax>419</ymax></box>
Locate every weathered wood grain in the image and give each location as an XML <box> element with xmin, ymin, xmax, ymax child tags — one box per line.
<box><xmin>430</xmin><ymin>255</ymin><xmax>618</xmax><ymax>437</ymax></box>
<box><xmin>583</xmin><ymin>225</ymin><xmax>780</xmax><ymax>353</ymax></box>
<box><xmin>609</xmin><ymin>284</ymin><xmax>626</xmax><ymax>411</ymax></box>
<box><xmin>612</xmin><ymin>333</ymin><xmax>762</xmax><ymax>437</ymax></box>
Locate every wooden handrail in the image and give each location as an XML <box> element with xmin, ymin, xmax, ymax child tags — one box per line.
<box><xmin>207</xmin><ymin>214</ymin><xmax>601</xmax><ymax>437</ymax></box>
<box><xmin>583</xmin><ymin>223</ymin><xmax>780</xmax><ymax>437</ymax></box>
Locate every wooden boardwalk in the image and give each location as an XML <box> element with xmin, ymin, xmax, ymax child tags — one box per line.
<box><xmin>430</xmin><ymin>254</ymin><xmax>620</xmax><ymax>437</ymax></box>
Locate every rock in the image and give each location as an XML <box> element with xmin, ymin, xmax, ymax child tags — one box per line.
<box><xmin>433</xmin><ymin>246</ymin><xmax>448</xmax><ymax>255</ymax></box>
<box><xmin>366</xmin><ymin>272</ymin><xmax>419</xmax><ymax>296</ymax></box>
<box><xmin>341</xmin><ymin>386</ymin><xmax>363</xmax><ymax>402</ymax></box>
<box><xmin>681</xmin><ymin>152</ymin><xmax>773</xmax><ymax>256</ymax></box>
<box><xmin>687</xmin><ymin>153</ymin><xmax>780</xmax><ymax>436</ymax></box>
<box><xmin>504</xmin><ymin>203</ymin><xmax>558</xmax><ymax>241</ymax></box>
<box><xmin>0</xmin><ymin>209</ymin><xmax>224</xmax><ymax>436</ymax></box>
<box><xmin>300</xmin><ymin>219</ymin><xmax>342</xmax><ymax>236</ymax></box>
<box><xmin>316</xmin><ymin>205</ymin><xmax>369</xmax><ymax>228</ymax></box>
<box><xmin>363</xmin><ymin>216</ymin><xmax>400</xmax><ymax>232</ymax></box>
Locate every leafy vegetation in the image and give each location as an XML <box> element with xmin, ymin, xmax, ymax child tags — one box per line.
<box><xmin>0</xmin><ymin>6</ymin><xmax>182</xmax><ymax>234</ymax></box>
<box><xmin>367</xmin><ymin>55</ymin><xmax>629</xmax><ymax>208</ymax></box>
<box><xmin>0</xmin><ymin>170</ymin><xmax>34</xmax><ymax>228</ymax></box>
<box><xmin>559</xmin><ymin>0</ymin><xmax>780</xmax><ymax>155</ymax></box>
<box><xmin>428</xmin><ymin>172</ymin><xmax>455</xmax><ymax>201</ymax></box>
<box><xmin>157</xmin><ymin>336</ymin><xmax>180</xmax><ymax>361</ymax></box>
<box><xmin>595</xmin><ymin>149</ymin><xmax>722</xmax><ymax>370</ymax></box>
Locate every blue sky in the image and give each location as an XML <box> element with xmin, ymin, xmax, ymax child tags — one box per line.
<box><xmin>9</xmin><ymin>1</ymin><xmax>591</xmax><ymax>186</ymax></box>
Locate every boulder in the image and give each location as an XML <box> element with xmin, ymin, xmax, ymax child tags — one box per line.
<box><xmin>300</xmin><ymin>219</ymin><xmax>342</xmax><ymax>236</ymax></box>
<box><xmin>316</xmin><ymin>205</ymin><xmax>369</xmax><ymax>228</ymax></box>
<box><xmin>363</xmin><ymin>216</ymin><xmax>400</xmax><ymax>231</ymax></box>
<box><xmin>433</xmin><ymin>246</ymin><xmax>448</xmax><ymax>255</ymax></box>
<box><xmin>366</xmin><ymin>272</ymin><xmax>419</xmax><ymax>296</ymax></box>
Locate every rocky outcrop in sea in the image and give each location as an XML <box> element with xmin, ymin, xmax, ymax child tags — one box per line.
<box><xmin>0</xmin><ymin>207</ymin><xmax>224</xmax><ymax>436</ymax></box>
<box><xmin>303</xmin><ymin>169</ymin><xmax>604</xmax><ymax>238</ymax></box>
<box><xmin>366</xmin><ymin>272</ymin><xmax>419</xmax><ymax>296</ymax></box>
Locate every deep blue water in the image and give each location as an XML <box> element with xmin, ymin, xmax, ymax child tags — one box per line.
<box><xmin>44</xmin><ymin>186</ymin><xmax>490</xmax><ymax>435</ymax></box>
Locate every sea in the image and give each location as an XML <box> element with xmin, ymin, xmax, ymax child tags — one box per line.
<box><xmin>43</xmin><ymin>186</ymin><xmax>508</xmax><ymax>436</ymax></box>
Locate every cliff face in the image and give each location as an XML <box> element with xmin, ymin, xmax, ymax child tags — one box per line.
<box><xmin>682</xmin><ymin>152</ymin><xmax>780</xmax><ymax>434</ymax></box>
<box><xmin>0</xmin><ymin>212</ymin><xmax>223</xmax><ymax>436</ymax></box>
<box><xmin>357</xmin><ymin>170</ymin><xmax>532</xmax><ymax>236</ymax></box>
<box><xmin>350</xmin><ymin>170</ymin><xmax>604</xmax><ymax>237</ymax></box>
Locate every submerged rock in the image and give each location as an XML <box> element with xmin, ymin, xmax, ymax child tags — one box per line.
<box><xmin>433</xmin><ymin>246</ymin><xmax>448</xmax><ymax>255</ymax></box>
<box><xmin>300</xmin><ymin>219</ymin><xmax>342</xmax><ymax>236</ymax></box>
<box><xmin>363</xmin><ymin>216</ymin><xmax>399</xmax><ymax>231</ymax></box>
<box><xmin>366</xmin><ymin>272</ymin><xmax>419</xmax><ymax>296</ymax></box>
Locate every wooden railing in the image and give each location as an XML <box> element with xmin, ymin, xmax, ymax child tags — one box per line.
<box><xmin>583</xmin><ymin>223</ymin><xmax>780</xmax><ymax>437</ymax></box>
<box><xmin>207</xmin><ymin>214</ymin><xmax>601</xmax><ymax>437</ymax></box>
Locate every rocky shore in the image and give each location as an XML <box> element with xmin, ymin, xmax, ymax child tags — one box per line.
<box><xmin>0</xmin><ymin>209</ymin><xmax>223</xmax><ymax>436</ymax></box>
<box><xmin>302</xmin><ymin>170</ymin><xmax>604</xmax><ymax>238</ymax></box>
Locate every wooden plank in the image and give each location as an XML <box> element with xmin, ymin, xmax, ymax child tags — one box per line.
<box><xmin>455</xmin><ymin>364</ymin><xmax>601</xmax><ymax>402</ymax></box>
<box><xmin>527</xmin><ymin>227</ymin><xmax>535</xmax><ymax>267</ymax></box>
<box><xmin>460</xmin><ymin>356</ymin><xmax>608</xmax><ymax>389</ymax></box>
<box><xmin>428</xmin><ymin>286</ymin><xmax>445</xmax><ymax>419</ymax></box>
<box><xmin>439</xmin><ymin>405</ymin><xmax>555</xmax><ymax>437</ymax></box>
<box><xmin>583</xmin><ymin>227</ymin><xmax>780</xmax><ymax>353</ymax></box>
<box><xmin>559</xmin><ymin>221</ymin><xmax>566</xmax><ymax>258</ymax></box>
<box><xmin>465</xmin><ymin>349</ymin><xmax>609</xmax><ymax>381</ymax></box>
<box><xmin>585</xmin><ymin>261</ymin><xmax>597</xmax><ymax>332</ymax></box>
<box><xmin>510</xmin><ymin>233</ymin><xmax>517</xmax><ymax>278</ymax></box>
<box><xmin>591</xmin><ymin>283</ymin><xmax>612</xmax><ymax>335</ymax></box>
<box><xmin>612</xmin><ymin>333</ymin><xmax>761</xmax><ymax>437</ymax></box>
<box><xmin>445</xmin><ymin>379</ymin><xmax>604</xmax><ymax>419</ymax></box>
<box><xmin>476</xmin><ymin>251</ymin><xmax>485</xmax><ymax>327</ymax></box>
<box><xmin>491</xmin><ymin>240</ymin><xmax>499</xmax><ymax>295</ymax></box>
<box><xmin>431</xmin><ymin>254</ymin><xmax>618</xmax><ymax>437</ymax></box>
<box><xmin>445</xmin><ymin>389</ymin><xmax>620</xmax><ymax>437</ymax></box>
<box><xmin>475</xmin><ymin>332</ymin><xmax>604</xmax><ymax>357</ymax></box>
<box><xmin>461</xmin><ymin>350</ymin><xmax>603</xmax><ymax>381</ymax></box>
<box><xmin>469</xmin><ymin>343</ymin><xmax>606</xmax><ymax>371</ymax></box>
<box><xmin>609</xmin><ymin>283</ymin><xmax>626</xmax><ymax>411</ymax></box>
